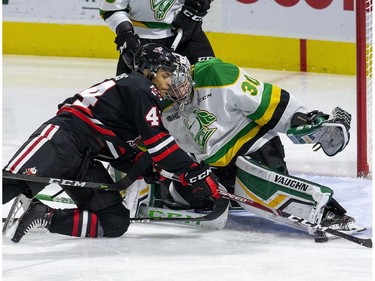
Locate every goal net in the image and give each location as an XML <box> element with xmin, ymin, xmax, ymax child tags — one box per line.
<box><xmin>356</xmin><ymin>0</ymin><xmax>373</xmax><ymax>177</ymax></box>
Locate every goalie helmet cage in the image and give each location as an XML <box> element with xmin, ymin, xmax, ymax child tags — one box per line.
<box><xmin>356</xmin><ymin>0</ymin><xmax>373</xmax><ymax>178</ymax></box>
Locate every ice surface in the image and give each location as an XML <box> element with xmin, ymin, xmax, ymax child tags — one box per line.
<box><xmin>2</xmin><ymin>55</ymin><xmax>373</xmax><ymax>281</ymax></box>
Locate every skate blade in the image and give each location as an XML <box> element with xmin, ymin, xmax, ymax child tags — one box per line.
<box><xmin>3</xmin><ymin>220</ymin><xmax>20</xmax><ymax>238</ymax></box>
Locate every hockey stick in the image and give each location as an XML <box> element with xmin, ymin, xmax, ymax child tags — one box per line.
<box><xmin>4</xmin><ymin>153</ymin><xmax>228</xmax><ymax>225</ymax></box>
<box><xmin>171</xmin><ymin>28</ymin><xmax>183</xmax><ymax>51</ymax></box>
<box><xmin>218</xmin><ymin>190</ymin><xmax>372</xmax><ymax>248</ymax></box>
<box><xmin>2</xmin><ymin>153</ymin><xmax>153</xmax><ymax>191</ymax></box>
<box><xmin>2</xmin><ymin>153</ymin><xmax>152</xmax><ymax>235</ymax></box>
<box><xmin>3</xmin><ymin>171</ymin><xmax>118</xmax><ymax>190</ymax></box>
<box><xmin>38</xmin><ymin>193</ymin><xmax>228</xmax><ymax>224</ymax></box>
<box><xmin>3</xmin><ymin>192</ymin><xmax>228</xmax><ymax>226</ymax></box>
<box><xmin>160</xmin><ymin>170</ymin><xmax>372</xmax><ymax>248</ymax></box>
<box><xmin>34</xmin><ymin>193</ymin><xmax>228</xmax><ymax>224</ymax></box>
<box><xmin>35</xmin><ymin>193</ymin><xmax>76</xmax><ymax>205</ymax></box>
<box><xmin>132</xmin><ymin>197</ymin><xmax>228</xmax><ymax>224</ymax></box>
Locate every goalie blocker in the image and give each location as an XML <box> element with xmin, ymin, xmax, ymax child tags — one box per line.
<box><xmin>234</xmin><ymin>156</ymin><xmax>364</xmax><ymax>235</ymax></box>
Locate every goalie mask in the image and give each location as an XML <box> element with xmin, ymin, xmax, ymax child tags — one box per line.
<box><xmin>165</xmin><ymin>53</ymin><xmax>194</xmax><ymax>110</ymax></box>
<box><xmin>134</xmin><ymin>43</ymin><xmax>177</xmax><ymax>77</ymax></box>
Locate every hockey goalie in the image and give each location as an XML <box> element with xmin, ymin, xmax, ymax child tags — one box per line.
<box><xmin>152</xmin><ymin>55</ymin><xmax>366</xmax><ymax>238</ymax></box>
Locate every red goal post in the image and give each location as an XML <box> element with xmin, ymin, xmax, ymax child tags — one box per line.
<box><xmin>356</xmin><ymin>0</ymin><xmax>373</xmax><ymax>177</ymax></box>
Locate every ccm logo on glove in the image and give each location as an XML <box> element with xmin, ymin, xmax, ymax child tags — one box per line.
<box><xmin>182</xmin><ymin>9</ymin><xmax>204</xmax><ymax>21</ymax></box>
<box><xmin>187</xmin><ymin>169</ymin><xmax>211</xmax><ymax>183</ymax></box>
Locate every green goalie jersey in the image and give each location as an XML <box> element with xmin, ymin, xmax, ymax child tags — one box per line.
<box><xmin>162</xmin><ymin>58</ymin><xmax>308</xmax><ymax>167</ymax></box>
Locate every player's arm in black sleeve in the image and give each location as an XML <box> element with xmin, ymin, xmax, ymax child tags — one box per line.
<box><xmin>138</xmin><ymin>101</ymin><xmax>221</xmax><ymax>201</ymax></box>
<box><xmin>125</xmin><ymin>85</ymin><xmax>221</xmax><ymax>202</ymax></box>
<box><xmin>131</xmin><ymin>89</ymin><xmax>194</xmax><ymax>175</ymax></box>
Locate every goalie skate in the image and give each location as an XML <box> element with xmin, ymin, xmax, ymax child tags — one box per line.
<box><xmin>321</xmin><ymin>211</ymin><xmax>366</xmax><ymax>237</ymax></box>
<box><xmin>2</xmin><ymin>193</ymin><xmax>33</xmax><ymax>236</ymax></box>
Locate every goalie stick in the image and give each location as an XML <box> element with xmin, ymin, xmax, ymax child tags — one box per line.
<box><xmin>160</xmin><ymin>170</ymin><xmax>372</xmax><ymax>248</ymax></box>
<box><xmin>3</xmin><ymin>192</ymin><xmax>229</xmax><ymax>228</ymax></box>
<box><xmin>218</xmin><ymin>190</ymin><xmax>372</xmax><ymax>248</ymax></box>
<box><xmin>37</xmin><ymin>193</ymin><xmax>228</xmax><ymax>225</ymax></box>
<box><xmin>132</xmin><ymin>197</ymin><xmax>228</xmax><ymax>224</ymax></box>
<box><xmin>33</xmin><ymin>193</ymin><xmax>228</xmax><ymax>224</ymax></box>
<box><xmin>3</xmin><ymin>165</ymin><xmax>229</xmax><ymax>228</ymax></box>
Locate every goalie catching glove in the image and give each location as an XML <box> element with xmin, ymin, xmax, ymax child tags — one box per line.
<box><xmin>287</xmin><ymin>107</ymin><xmax>351</xmax><ymax>156</ymax></box>
<box><xmin>180</xmin><ymin>162</ymin><xmax>220</xmax><ymax>203</ymax></box>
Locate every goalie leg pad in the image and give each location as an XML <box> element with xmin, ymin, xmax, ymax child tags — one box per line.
<box><xmin>234</xmin><ymin>156</ymin><xmax>333</xmax><ymax>234</ymax></box>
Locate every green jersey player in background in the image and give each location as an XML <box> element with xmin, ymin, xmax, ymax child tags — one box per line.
<box><xmin>99</xmin><ymin>0</ymin><xmax>215</xmax><ymax>74</ymax></box>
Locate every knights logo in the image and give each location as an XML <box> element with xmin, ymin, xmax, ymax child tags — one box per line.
<box><xmin>152</xmin><ymin>46</ymin><xmax>164</xmax><ymax>54</ymax></box>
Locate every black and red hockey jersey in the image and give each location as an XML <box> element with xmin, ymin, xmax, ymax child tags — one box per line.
<box><xmin>47</xmin><ymin>71</ymin><xmax>193</xmax><ymax>175</ymax></box>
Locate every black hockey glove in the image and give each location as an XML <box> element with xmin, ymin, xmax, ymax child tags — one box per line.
<box><xmin>185</xmin><ymin>0</ymin><xmax>212</xmax><ymax>12</ymax></box>
<box><xmin>115</xmin><ymin>31</ymin><xmax>141</xmax><ymax>69</ymax></box>
<box><xmin>182</xmin><ymin>162</ymin><xmax>220</xmax><ymax>202</ymax></box>
<box><xmin>110</xmin><ymin>150</ymin><xmax>160</xmax><ymax>184</ymax></box>
<box><xmin>172</xmin><ymin>0</ymin><xmax>211</xmax><ymax>42</ymax></box>
<box><xmin>110</xmin><ymin>148</ymin><xmax>142</xmax><ymax>173</ymax></box>
<box><xmin>142</xmin><ymin>162</ymin><xmax>161</xmax><ymax>184</ymax></box>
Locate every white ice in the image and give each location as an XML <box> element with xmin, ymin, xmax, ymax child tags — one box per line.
<box><xmin>2</xmin><ymin>55</ymin><xmax>373</xmax><ymax>281</ymax></box>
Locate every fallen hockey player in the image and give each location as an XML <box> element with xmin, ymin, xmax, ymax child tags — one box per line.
<box><xmin>2</xmin><ymin>44</ymin><xmax>226</xmax><ymax>243</ymax></box>
<box><xmin>134</xmin><ymin>53</ymin><xmax>366</xmax><ymax>239</ymax></box>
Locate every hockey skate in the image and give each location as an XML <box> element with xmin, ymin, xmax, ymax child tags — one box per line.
<box><xmin>321</xmin><ymin>211</ymin><xmax>366</xmax><ymax>236</ymax></box>
<box><xmin>3</xmin><ymin>193</ymin><xmax>33</xmax><ymax>235</ymax></box>
<box><xmin>11</xmin><ymin>200</ymin><xmax>55</xmax><ymax>243</ymax></box>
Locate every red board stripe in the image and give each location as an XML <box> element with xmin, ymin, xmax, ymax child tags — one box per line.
<box><xmin>300</xmin><ymin>39</ymin><xmax>307</xmax><ymax>72</ymax></box>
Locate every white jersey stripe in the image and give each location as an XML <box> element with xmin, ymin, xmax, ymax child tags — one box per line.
<box><xmin>147</xmin><ymin>136</ymin><xmax>175</xmax><ymax>154</ymax></box>
<box><xmin>4</xmin><ymin>124</ymin><xmax>59</xmax><ymax>173</ymax></box>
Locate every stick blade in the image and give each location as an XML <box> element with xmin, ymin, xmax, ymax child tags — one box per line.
<box><xmin>325</xmin><ymin>228</ymin><xmax>373</xmax><ymax>248</ymax></box>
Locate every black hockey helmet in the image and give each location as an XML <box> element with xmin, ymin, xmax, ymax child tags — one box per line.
<box><xmin>134</xmin><ymin>43</ymin><xmax>177</xmax><ymax>76</ymax></box>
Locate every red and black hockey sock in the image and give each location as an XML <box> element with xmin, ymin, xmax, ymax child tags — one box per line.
<box><xmin>49</xmin><ymin>208</ymin><xmax>103</xmax><ymax>238</ymax></box>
